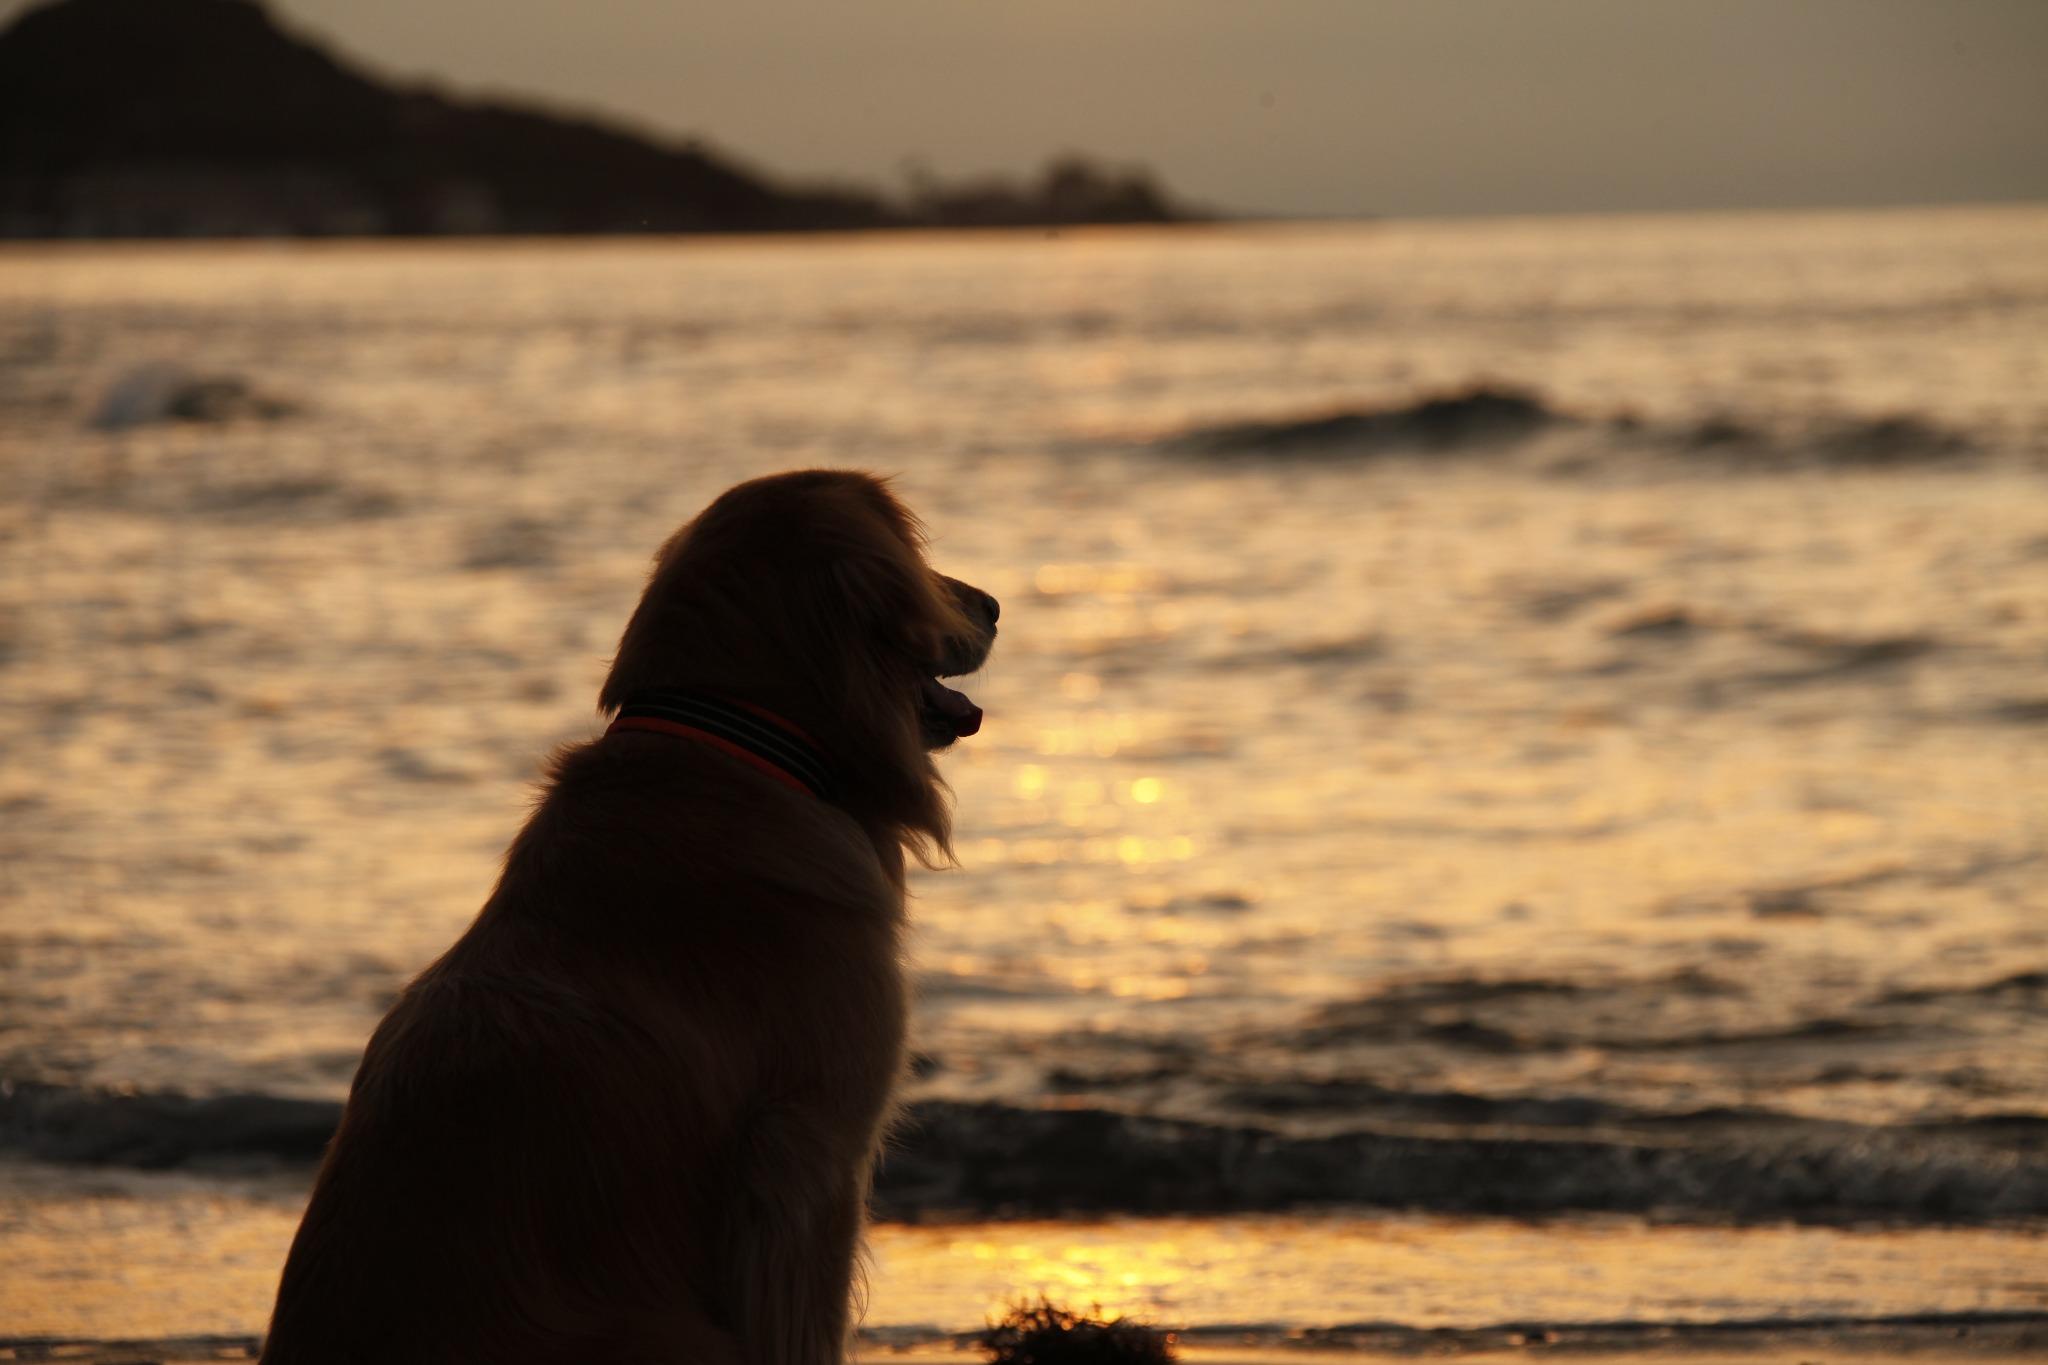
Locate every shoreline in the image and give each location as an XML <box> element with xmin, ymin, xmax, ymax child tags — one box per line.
<box><xmin>9</xmin><ymin>1318</ymin><xmax>2045</xmax><ymax>1364</ymax></box>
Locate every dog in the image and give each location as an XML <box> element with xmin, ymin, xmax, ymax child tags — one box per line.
<box><xmin>261</xmin><ymin>470</ymin><xmax>998</xmax><ymax>1364</ymax></box>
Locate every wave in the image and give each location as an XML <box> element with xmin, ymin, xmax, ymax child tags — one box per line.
<box><xmin>6</xmin><ymin>1082</ymin><xmax>2040</xmax><ymax>1222</ymax></box>
<box><xmin>1283</xmin><ymin>970</ymin><xmax>1748</xmax><ymax>1054</ymax></box>
<box><xmin>1737</xmin><ymin>628</ymin><xmax>1941</xmax><ymax>687</ymax></box>
<box><xmin>1206</xmin><ymin>1076</ymin><xmax>1794</xmax><ymax>1129</ymax></box>
<box><xmin>889</xmin><ymin>1101</ymin><xmax>2040</xmax><ymax>1221</ymax></box>
<box><xmin>184</xmin><ymin>475</ymin><xmax>402</xmax><ymax>522</ymax></box>
<box><xmin>1157</xmin><ymin>384</ymin><xmax>1993</xmax><ymax>466</ymax></box>
<box><xmin>1588</xmin><ymin>612</ymin><xmax>1947</xmax><ymax>693</ymax></box>
<box><xmin>1681</xmin><ymin>411</ymin><xmax>1976</xmax><ymax>464</ymax></box>
<box><xmin>48</xmin><ymin>466</ymin><xmax>402</xmax><ymax>522</ymax></box>
<box><xmin>459</xmin><ymin>514</ymin><xmax>560</xmax><ymax>570</ymax></box>
<box><xmin>1266</xmin><ymin>961</ymin><xmax>2048</xmax><ymax>1062</ymax></box>
<box><xmin>1163</xmin><ymin>385</ymin><xmax>1561</xmax><ymax>455</ymax></box>
<box><xmin>88</xmin><ymin>362</ymin><xmax>296</xmax><ymax>430</ymax></box>
<box><xmin>1201</xmin><ymin>631</ymin><xmax>1386</xmax><ymax>670</ymax></box>
<box><xmin>1280</xmin><ymin>1313</ymin><xmax>2048</xmax><ymax>1355</ymax></box>
<box><xmin>1876</xmin><ymin>970</ymin><xmax>2047</xmax><ymax>1006</ymax></box>
<box><xmin>0</xmin><ymin>1082</ymin><xmax>339</xmax><ymax>1168</ymax></box>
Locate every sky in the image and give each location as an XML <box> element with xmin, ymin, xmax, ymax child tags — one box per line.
<box><xmin>13</xmin><ymin>0</ymin><xmax>2048</xmax><ymax>217</ymax></box>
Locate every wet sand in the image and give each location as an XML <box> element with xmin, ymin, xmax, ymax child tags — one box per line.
<box><xmin>3</xmin><ymin>1164</ymin><xmax>2041</xmax><ymax>1355</ymax></box>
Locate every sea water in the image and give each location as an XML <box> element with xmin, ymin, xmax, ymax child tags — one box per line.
<box><xmin>0</xmin><ymin>207</ymin><xmax>2043</xmax><ymax>1346</ymax></box>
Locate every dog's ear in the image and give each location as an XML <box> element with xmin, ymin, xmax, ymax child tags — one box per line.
<box><xmin>597</xmin><ymin>520</ymin><xmax>702</xmax><ymax>715</ymax></box>
<box><xmin>828</xmin><ymin>543</ymin><xmax>973</xmax><ymax>673</ymax></box>
<box><xmin>787</xmin><ymin>489</ymin><xmax>965</xmax><ymax>872</ymax></box>
<box><xmin>782</xmin><ymin>505</ymin><xmax>956</xmax><ymax>728</ymax></box>
<box><xmin>781</xmin><ymin>474</ymin><xmax>970</xmax><ymax>671</ymax></box>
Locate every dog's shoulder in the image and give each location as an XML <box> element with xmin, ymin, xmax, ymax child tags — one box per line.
<box><xmin>518</xmin><ymin>735</ymin><xmax>901</xmax><ymax>919</ymax></box>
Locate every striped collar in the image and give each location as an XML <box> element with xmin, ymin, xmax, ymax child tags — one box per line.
<box><xmin>606</xmin><ymin>690</ymin><xmax>835</xmax><ymax>801</ymax></box>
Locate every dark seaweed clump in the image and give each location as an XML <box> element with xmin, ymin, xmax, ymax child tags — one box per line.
<box><xmin>979</xmin><ymin>1299</ymin><xmax>1176</xmax><ymax>1365</ymax></box>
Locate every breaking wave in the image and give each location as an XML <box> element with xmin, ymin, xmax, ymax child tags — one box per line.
<box><xmin>0</xmin><ymin>1082</ymin><xmax>338</xmax><ymax>1168</ymax></box>
<box><xmin>88</xmin><ymin>362</ymin><xmax>296</xmax><ymax>430</ymax></box>
<box><xmin>1159</xmin><ymin>384</ymin><xmax>1994</xmax><ymax>466</ymax></box>
<box><xmin>903</xmin><ymin>1100</ymin><xmax>2041</xmax><ymax>1222</ymax></box>
<box><xmin>1162</xmin><ymin>385</ymin><xmax>1561</xmax><ymax>456</ymax></box>
<box><xmin>1680</xmin><ymin>411</ymin><xmax>1977</xmax><ymax>464</ymax></box>
<box><xmin>4</xmin><ymin>1081</ymin><xmax>2040</xmax><ymax>1223</ymax></box>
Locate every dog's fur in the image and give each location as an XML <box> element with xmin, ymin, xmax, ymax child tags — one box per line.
<box><xmin>261</xmin><ymin>470</ymin><xmax>997</xmax><ymax>1365</ymax></box>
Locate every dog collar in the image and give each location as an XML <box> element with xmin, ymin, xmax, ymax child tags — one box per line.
<box><xmin>607</xmin><ymin>690</ymin><xmax>835</xmax><ymax>801</ymax></box>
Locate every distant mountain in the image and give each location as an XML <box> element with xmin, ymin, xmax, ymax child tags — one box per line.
<box><xmin>0</xmin><ymin>0</ymin><xmax>1189</xmax><ymax>237</ymax></box>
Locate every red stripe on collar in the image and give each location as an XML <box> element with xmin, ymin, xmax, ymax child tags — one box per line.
<box><xmin>716</xmin><ymin>695</ymin><xmax>822</xmax><ymax>747</ymax></box>
<box><xmin>605</xmin><ymin>714</ymin><xmax>818</xmax><ymax>797</ymax></box>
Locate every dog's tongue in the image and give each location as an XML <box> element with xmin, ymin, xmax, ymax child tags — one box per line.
<box><xmin>922</xmin><ymin>677</ymin><xmax>982</xmax><ymax>737</ymax></box>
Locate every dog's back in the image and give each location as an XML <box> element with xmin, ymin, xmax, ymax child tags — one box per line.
<box><xmin>262</xmin><ymin>739</ymin><xmax>905</xmax><ymax>1364</ymax></box>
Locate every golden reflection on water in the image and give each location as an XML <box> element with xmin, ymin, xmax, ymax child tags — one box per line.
<box><xmin>869</xmin><ymin>1216</ymin><xmax>2048</xmax><ymax>1334</ymax></box>
<box><xmin>966</xmin><ymin>834</ymin><xmax>1197</xmax><ymax>869</ymax></box>
<box><xmin>1034</xmin><ymin>563</ymin><xmax>1165</xmax><ymax>597</ymax></box>
<box><xmin>1059</xmin><ymin>672</ymin><xmax>1102</xmax><ymax>701</ymax></box>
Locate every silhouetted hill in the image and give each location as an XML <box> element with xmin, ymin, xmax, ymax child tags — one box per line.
<box><xmin>0</xmin><ymin>0</ymin><xmax>1191</xmax><ymax>237</ymax></box>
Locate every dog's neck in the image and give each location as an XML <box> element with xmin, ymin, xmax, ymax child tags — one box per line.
<box><xmin>607</xmin><ymin>689</ymin><xmax>836</xmax><ymax>801</ymax></box>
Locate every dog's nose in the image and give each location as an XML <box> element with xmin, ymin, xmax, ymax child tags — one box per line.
<box><xmin>982</xmin><ymin>591</ymin><xmax>1000</xmax><ymax>625</ymax></box>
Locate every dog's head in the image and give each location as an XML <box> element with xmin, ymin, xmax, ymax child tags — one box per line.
<box><xmin>600</xmin><ymin>470</ymin><xmax>997</xmax><ymax>870</ymax></box>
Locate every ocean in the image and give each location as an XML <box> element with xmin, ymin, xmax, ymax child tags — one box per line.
<box><xmin>1</xmin><ymin>205</ymin><xmax>2044</xmax><ymax>1352</ymax></box>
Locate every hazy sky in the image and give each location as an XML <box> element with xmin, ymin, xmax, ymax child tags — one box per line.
<box><xmin>16</xmin><ymin>0</ymin><xmax>2047</xmax><ymax>216</ymax></box>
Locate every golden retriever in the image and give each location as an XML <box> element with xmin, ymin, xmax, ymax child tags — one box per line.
<box><xmin>261</xmin><ymin>470</ymin><xmax>998</xmax><ymax>1364</ymax></box>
